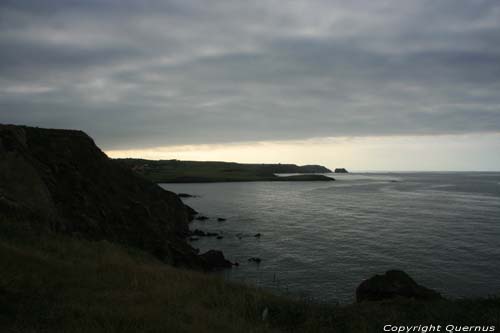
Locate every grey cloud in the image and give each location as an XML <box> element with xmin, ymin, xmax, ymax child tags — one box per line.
<box><xmin>1</xmin><ymin>0</ymin><xmax>500</xmax><ymax>149</ymax></box>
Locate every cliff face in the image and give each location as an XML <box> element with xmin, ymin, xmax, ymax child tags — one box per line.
<box><xmin>0</xmin><ymin>124</ymin><xmax>201</xmax><ymax>267</ymax></box>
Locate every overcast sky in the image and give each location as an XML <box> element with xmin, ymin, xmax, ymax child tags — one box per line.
<box><xmin>1</xmin><ymin>1</ymin><xmax>500</xmax><ymax>170</ymax></box>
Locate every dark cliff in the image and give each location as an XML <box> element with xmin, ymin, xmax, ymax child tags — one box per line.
<box><xmin>0</xmin><ymin>124</ymin><xmax>203</xmax><ymax>267</ymax></box>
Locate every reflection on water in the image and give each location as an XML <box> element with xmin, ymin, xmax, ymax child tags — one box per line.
<box><xmin>161</xmin><ymin>172</ymin><xmax>500</xmax><ymax>303</ymax></box>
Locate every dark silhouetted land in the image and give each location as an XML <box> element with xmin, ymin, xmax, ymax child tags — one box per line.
<box><xmin>2</xmin><ymin>218</ymin><xmax>499</xmax><ymax>332</ymax></box>
<box><xmin>116</xmin><ymin>159</ymin><xmax>334</xmax><ymax>183</ymax></box>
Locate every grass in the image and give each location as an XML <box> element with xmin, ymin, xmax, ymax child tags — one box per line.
<box><xmin>1</xmin><ymin>216</ymin><xmax>499</xmax><ymax>332</ymax></box>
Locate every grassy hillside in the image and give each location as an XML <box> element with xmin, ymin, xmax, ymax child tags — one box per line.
<box><xmin>1</xmin><ymin>217</ymin><xmax>499</xmax><ymax>333</ymax></box>
<box><xmin>116</xmin><ymin>159</ymin><xmax>334</xmax><ymax>183</ymax></box>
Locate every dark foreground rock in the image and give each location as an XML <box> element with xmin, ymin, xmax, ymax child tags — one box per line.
<box><xmin>356</xmin><ymin>270</ymin><xmax>442</xmax><ymax>302</ymax></box>
<box><xmin>186</xmin><ymin>205</ymin><xmax>198</xmax><ymax>220</ymax></box>
<box><xmin>200</xmin><ymin>250</ymin><xmax>233</xmax><ymax>270</ymax></box>
<box><xmin>0</xmin><ymin>124</ymin><xmax>223</xmax><ymax>270</ymax></box>
<box><xmin>191</xmin><ymin>229</ymin><xmax>219</xmax><ymax>237</ymax></box>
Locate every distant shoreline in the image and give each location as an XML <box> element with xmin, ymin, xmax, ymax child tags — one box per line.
<box><xmin>116</xmin><ymin>158</ymin><xmax>335</xmax><ymax>183</ymax></box>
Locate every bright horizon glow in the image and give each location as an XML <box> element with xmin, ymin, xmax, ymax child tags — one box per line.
<box><xmin>106</xmin><ymin>133</ymin><xmax>500</xmax><ymax>172</ymax></box>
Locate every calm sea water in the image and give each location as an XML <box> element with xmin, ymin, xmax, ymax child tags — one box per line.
<box><xmin>160</xmin><ymin>172</ymin><xmax>500</xmax><ymax>303</ymax></box>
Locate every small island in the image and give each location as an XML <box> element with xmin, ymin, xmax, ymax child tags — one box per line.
<box><xmin>334</xmin><ymin>168</ymin><xmax>349</xmax><ymax>173</ymax></box>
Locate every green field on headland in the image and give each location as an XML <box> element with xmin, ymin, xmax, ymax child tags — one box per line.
<box><xmin>116</xmin><ymin>159</ymin><xmax>334</xmax><ymax>183</ymax></box>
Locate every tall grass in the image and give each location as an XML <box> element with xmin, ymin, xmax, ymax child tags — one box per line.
<box><xmin>1</xmin><ymin>216</ymin><xmax>499</xmax><ymax>332</ymax></box>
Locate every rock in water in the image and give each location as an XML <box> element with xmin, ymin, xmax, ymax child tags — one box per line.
<box><xmin>356</xmin><ymin>270</ymin><xmax>442</xmax><ymax>302</ymax></box>
<box><xmin>200</xmin><ymin>250</ymin><xmax>233</xmax><ymax>270</ymax></box>
<box><xmin>248</xmin><ymin>257</ymin><xmax>262</xmax><ymax>264</ymax></box>
<box><xmin>0</xmin><ymin>124</ymin><xmax>218</xmax><ymax>270</ymax></box>
<box><xmin>191</xmin><ymin>229</ymin><xmax>206</xmax><ymax>236</ymax></box>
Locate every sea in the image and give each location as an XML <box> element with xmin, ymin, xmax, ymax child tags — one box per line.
<box><xmin>160</xmin><ymin>172</ymin><xmax>500</xmax><ymax>303</ymax></box>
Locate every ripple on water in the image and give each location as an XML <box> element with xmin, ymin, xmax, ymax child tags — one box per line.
<box><xmin>162</xmin><ymin>172</ymin><xmax>500</xmax><ymax>303</ymax></box>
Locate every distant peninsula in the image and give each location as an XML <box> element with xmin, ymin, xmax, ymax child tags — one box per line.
<box><xmin>116</xmin><ymin>159</ymin><xmax>334</xmax><ymax>183</ymax></box>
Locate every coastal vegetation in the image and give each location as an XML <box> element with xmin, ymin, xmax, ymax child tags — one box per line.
<box><xmin>1</xmin><ymin>218</ymin><xmax>499</xmax><ymax>332</ymax></box>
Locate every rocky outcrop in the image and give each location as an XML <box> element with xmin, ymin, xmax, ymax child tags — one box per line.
<box><xmin>200</xmin><ymin>250</ymin><xmax>233</xmax><ymax>270</ymax></box>
<box><xmin>0</xmin><ymin>124</ymin><xmax>227</xmax><ymax>269</ymax></box>
<box><xmin>356</xmin><ymin>270</ymin><xmax>442</xmax><ymax>302</ymax></box>
<box><xmin>248</xmin><ymin>257</ymin><xmax>262</xmax><ymax>264</ymax></box>
<box><xmin>191</xmin><ymin>229</ymin><xmax>219</xmax><ymax>237</ymax></box>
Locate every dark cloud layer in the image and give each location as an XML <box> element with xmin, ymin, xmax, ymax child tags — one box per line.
<box><xmin>1</xmin><ymin>0</ymin><xmax>500</xmax><ymax>149</ymax></box>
